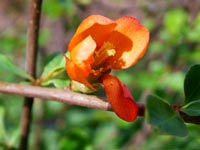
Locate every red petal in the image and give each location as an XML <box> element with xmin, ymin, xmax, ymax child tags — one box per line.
<box><xmin>68</xmin><ymin>15</ymin><xmax>117</xmax><ymax>51</ymax></box>
<box><xmin>71</xmin><ymin>36</ymin><xmax>96</xmax><ymax>77</ymax></box>
<box><xmin>65</xmin><ymin>56</ymin><xmax>95</xmax><ymax>90</ymax></box>
<box><xmin>102</xmin><ymin>74</ymin><xmax>138</xmax><ymax>122</ymax></box>
<box><xmin>108</xmin><ymin>16</ymin><xmax>149</xmax><ymax>69</ymax></box>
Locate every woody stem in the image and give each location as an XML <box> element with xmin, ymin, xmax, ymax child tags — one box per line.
<box><xmin>0</xmin><ymin>81</ymin><xmax>200</xmax><ymax>125</ymax></box>
<box><xmin>20</xmin><ymin>0</ymin><xmax>43</xmax><ymax>150</ymax></box>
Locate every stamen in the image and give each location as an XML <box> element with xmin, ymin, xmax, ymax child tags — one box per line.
<box><xmin>89</xmin><ymin>42</ymin><xmax>116</xmax><ymax>83</ymax></box>
<box><xmin>90</xmin><ymin>66</ymin><xmax>111</xmax><ymax>82</ymax></box>
<box><xmin>92</xmin><ymin>42</ymin><xmax>116</xmax><ymax>69</ymax></box>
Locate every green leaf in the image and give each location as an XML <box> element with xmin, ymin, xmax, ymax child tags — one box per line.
<box><xmin>40</xmin><ymin>52</ymin><xmax>65</xmax><ymax>83</ymax></box>
<box><xmin>181</xmin><ymin>100</ymin><xmax>200</xmax><ymax>116</ymax></box>
<box><xmin>184</xmin><ymin>64</ymin><xmax>200</xmax><ymax>104</ymax></box>
<box><xmin>146</xmin><ymin>95</ymin><xmax>188</xmax><ymax>137</ymax></box>
<box><xmin>42</xmin><ymin>78</ymin><xmax>70</xmax><ymax>88</ymax></box>
<box><xmin>0</xmin><ymin>54</ymin><xmax>33</xmax><ymax>81</ymax></box>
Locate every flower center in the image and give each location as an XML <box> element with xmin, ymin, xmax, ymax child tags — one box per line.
<box><xmin>89</xmin><ymin>42</ymin><xmax>116</xmax><ymax>82</ymax></box>
<box><xmin>92</xmin><ymin>42</ymin><xmax>116</xmax><ymax>69</ymax></box>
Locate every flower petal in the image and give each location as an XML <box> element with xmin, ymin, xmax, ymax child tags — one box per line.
<box><xmin>71</xmin><ymin>35</ymin><xmax>96</xmax><ymax>76</ymax></box>
<box><xmin>108</xmin><ymin>16</ymin><xmax>150</xmax><ymax>69</ymax></box>
<box><xmin>65</xmin><ymin>56</ymin><xmax>95</xmax><ymax>90</ymax></box>
<box><xmin>102</xmin><ymin>74</ymin><xmax>138</xmax><ymax>122</ymax></box>
<box><xmin>68</xmin><ymin>15</ymin><xmax>117</xmax><ymax>51</ymax></box>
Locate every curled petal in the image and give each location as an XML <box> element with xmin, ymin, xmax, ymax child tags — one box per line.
<box><xmin>71</xmin><ymin>36</ymin><xmax>96</xmax><ymax>77</ymax></box>
<box><xmin>102</xmin><ymin>74</ymin><xmax>138</xmax><ymax>122</ymax></box>
<box><xmin>65</xmin><ymin>57</ymin><xmax>95</xmax><ymax>90</ymax></box>
<box><xmin>108</xmin><ymin>16</ymin><xmax>150</xmax><ymax>69</ymax></box>
<box><xmin>68</xmin><ymin>15</ymin><xmax>117</xmax><ymax>50</ymax></box>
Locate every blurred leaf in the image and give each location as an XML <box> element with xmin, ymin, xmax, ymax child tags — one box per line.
<box><xmin>182</xmin><ymin>100</ymin><xmax>200</xmax><ymax>116</ymax></box>
<box><xmin>65</xmin><ymin>108</ymin><xmax>92</xmax><ymax>127</ymax></box>
<box><xmin>45</xmin><ymin>101</ymin><xmax>65</xmax><ymax>117</ymax></box>
<box><xmin>0</xmin><ymin>36</ymin><xmax>19</xmax><ymax>53</ymax></box>
<box><xmin>187</xmin><ymin>13</ymin><xmax>200</xmax><ymax>42</ymax></box>
<box><xmin>161</xmin><ymin>72</ymin><xmax>184</xmax><ymax>91</ymax></box>
<box><xmin>143</xmin><ymin>18</ymin><xmax>156</xmax><ymax>31</ymax></box>
<box><xmin>0</xmin><ymin>106</ymin><xmax>8</xmax><ymax>143</ymax></box>
<box><xmin>149</xmin><ymin>61</ymin><xmax>166</xmax><ymax>75</ymax></box>
<box><xmin>43</xmin><ymin>129</ymin><xmax>59</xmax><ymax>150</ymax></box>
<box><xmin>42</xmin><ymin>78</ymin><xmax>70</xmax><ymax>88</ymax></box>
<box><xmin>0</xmin><ymin>106</ymin><xmax>5</xmax><ymax>139</ymax></box>
<box><xmin>184</xmin><ymin>64</ymin><xmax>200</xmax><ymax>104</ymax></box>
<box><xmin>93</xmin><ymin>123</ymin><xmax>118</xmax><ymax>150</ymax></box>
<box><xmin>0</xmin><ymin>54</ymin><xmax>33</xmax><ymax>81</ymax></box>
<box><xmin>43</xmin><ymin>0</ymin><xmax>76</xmax><ymax>18</ymax></box>
<box><xmin>146</xmin><ymin>95</ymin><xmax>188</xmax><ymax>137</ymax></box>
<box><xmin>43</xmin><ymin>0</ymin><xmax>63</xmax><ymax>17</ymax></box>
<box><xmin>40</xmin><ymin>53</ymin><xmax>65</xmax><ymax>83</ymax></box>
<box><xmin>75</xmin><ymin>0</ymin><xmax>91</xmax><ymax>6</ymax></box>
<box><xmin>190</xmin><ymin>50</ymin><xmax>200</xmax><ymax>62</ymax></box>
<box><xmin>149</xmin><ymin>41</ymin><xmax>164</xmax><ymax>53</ymax></box>
<box><xmin>9</xmin><ymin>128</ymin><xmax>20</xmax><ymax>146</ymax></box>
<box><xmin>59</xmin><ymin>128</ymin><xmax>90</xmax><ymax>150</ymax></box>
<box><xmin>136</xmin><ymin>72</ymin><xmax>158</xmax><ymax>89</ymax></box>
<box><xmin>164</xmin><ymin>9</ymin><xmax>188</xmax><ymax>36</ymax></box>
<box><xmin>39</xmin><ymin>30</ymin><xmax>51</xmax><ymax>46</ymax></box>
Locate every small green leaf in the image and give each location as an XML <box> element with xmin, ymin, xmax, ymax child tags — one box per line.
<box><xmin>182</xmin><ymin>100</ymin><xmax>200</xmax><ymax>116</ymax></box>
<box><xmin>42</xmin><ymin>78</ymin><xmax>70</xmax><ymax>88</ymax></box>
<box><xmin>40</xmin><ymin>52</ymin><xmax>65</xmax><ymax>83</ymax></box>
<box><xmin>184</xmin><ymin>64</ymin><xmax>200</xmax><ymax>104</ymax></box>
<box><xmin>0</xmin><ymin>54</ymin><xmax>33</xmax><ymax>81</ymax></box>
<box><xmin>146</xmin><ymin>95</ymin><xmax>188</xmax><ymax>137</ymax></box>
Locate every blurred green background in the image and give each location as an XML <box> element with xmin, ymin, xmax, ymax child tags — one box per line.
<box><xmin>0</xmin><ymin>0</ymin><xmax>200</xmax><ymax>149</ymax></box>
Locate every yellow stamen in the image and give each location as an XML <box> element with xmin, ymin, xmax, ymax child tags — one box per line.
<box><xmin>92</xmin><ymin>42</ymin><xmax>116</xmax><ymax>69</ymax></box>
<box><xmin>89</xmin><ymin>42</ymin><xmax>116</xmax><ymax>83</ymax></box>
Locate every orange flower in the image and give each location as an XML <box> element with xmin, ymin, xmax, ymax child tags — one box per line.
<box><xmin>65</xmin><ymin>15</ymin><xmax>149</xmax><ymax>121</ymax></box>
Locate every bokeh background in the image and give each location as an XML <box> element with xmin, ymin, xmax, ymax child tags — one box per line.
<box><xmin>0</xmin><ymin>0</ymin><xmax>200</xmax><ymax>150</ymax></box>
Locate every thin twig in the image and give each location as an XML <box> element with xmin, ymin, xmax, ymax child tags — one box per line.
<box><xmin>0</xmin><ymin>82</ymin><xmax>110</xmax><ymax>111</ymax></box>
<box><xmin>20</xmin><ymin>0</ymin><xmax>43</xmax><ymax>150</ymax></box>
<box><xmin>0</xmin><ymin>81</ymin><xmax>200</xmax><ymax>125</ymax></box>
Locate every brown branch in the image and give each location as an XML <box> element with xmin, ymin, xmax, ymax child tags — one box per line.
<box><xmin>20</xmin><ymin>0</ymin><xmax>42</xmax><ymax>150</ymax></box>
<box><xmin>0</xmin><ymin>82</ymin><xmax>110</xmax><ymax>111</ymax></box>
<box><xmin>179</xmin><ymin>111</ymin><xmax>200</xmax><ymax>124</ymax></box>
<box><xmin>0</xmin><ymin>81</ymin><xmax>200</xmax><ymax>125</ymax></box>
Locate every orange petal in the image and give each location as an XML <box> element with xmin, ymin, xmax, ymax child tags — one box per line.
<box><xmin>71</xmin><ymin>36</ymin><xmax>96</xmax><ymax>76</ymax></box>
<box><xmin>68</xmin><ymin>15</ymin><xmax>117</xmax><ymax>51</ymax></box>
<box><xmin>108</xmin><ymin>16</ymin><xmax>150</xmax><ymax>69</ymax></box>
<box><xmin>102</xmin><ymin>74</ymin><xmax>138</xmax><ymax>122</ymax></box>
<box><xmin>65</xmin><ymin>56</ymin><xmax>94</xmax><ymax>90</ymax></box>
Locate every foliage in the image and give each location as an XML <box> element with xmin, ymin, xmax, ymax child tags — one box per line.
<box><xmin>146</xmin><ymin>95</ymin><xmax>188</xmax><ymax>137</ymax></box>
<box><xmin>0</xmin><ymin>1</ymin><xmax>200</xmax><ymax>150</ymax></box>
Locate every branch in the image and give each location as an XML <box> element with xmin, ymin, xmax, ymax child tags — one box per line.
<box><xmin>0</xmin><ymin>82</ymin><xmax>110</xmax><ymax>110</ymax></box>
<box><xmin>20</xmin><ymin>0</ymin><xmax>42</xmax><ymax>149</ymax></box>
<box><xmin>0</xmin><ymin>81</ymin><xmax>200</xmax><ymax>125</ymax></box>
